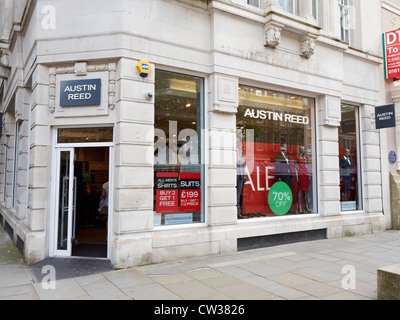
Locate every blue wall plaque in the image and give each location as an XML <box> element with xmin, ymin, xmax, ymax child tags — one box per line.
<box><xmin>60</xmin><ymin>79</ymin><xmax>102</xmax><ymax>106</ymax></box>
<box><xmin>389</xmin><ymin>150</ymin><xmax>397</xmax><ymax>165</ymax></box>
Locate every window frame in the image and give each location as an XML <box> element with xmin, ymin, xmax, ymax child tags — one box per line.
<box><xmin>236</xmin><ymin>84</ymin><xmax>318</xmax><ymax>219</ymax></box>
<box><xmin>339</xmin><ymin>103</ymin><xmax>363</xmax><ymax>213</ymax></box>
<box><xmin>153</xmin><ymin>69</ymin><xmax>206</xmax><ymax>228</ymax></box>
<box><xmin>338</xmin><ymin>0</ymin><xmax>351</xmax><ymax>43</ymax></box>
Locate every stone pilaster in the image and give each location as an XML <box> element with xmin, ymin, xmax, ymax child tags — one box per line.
<box><xmin>208</xmin><ymin>74</ymin><xmax>238</xmax><ymax>228</ymax></box>
<box><xmin>317</xmin><ymin>95</ymin><xmax>341</xmax><ymax>217</ymax></box>
<box><xmin>390</xmin><ymin>86</ymin><xmax>400</xmax><ymax>173</ymax></box>
<box><xmin>27</xmin><ymin>64</ymin><xmax>50</xmax><ymax>234</ymax></box>
<box><xmin>361</xmin><ymin>104</ymin><xmax>382</xmax><ymax>215</ymax></box>
<box><xmin>111</xmin><ymin>58</ymin><xmax>154</xmax><ymax>267</ymax></box>
<box><xmin>14</xmin><ymin>87</ymin><xmax>30</xmax><ymax>220</ymax></box>
<box><xmin>299</xmin><ymin>0</ymin><xmax>315</xmax><ymax>21</ymax></box>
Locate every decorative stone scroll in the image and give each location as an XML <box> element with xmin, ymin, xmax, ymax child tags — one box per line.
<box><xmin>0</xmin><ymin>49</ymin><xmax>11</xmax><ymax>80</ymax></box>
<box><xmin>300</xmin><ymin>33</ymin><xmax>317</xmax><ymax>58</ymax></box>
<box><xmin>49</xmin><ymin>62</ymin><xmax>116</xmax><ymax>113</ymax></box>
<box><xmin>265</xmin><ymin>21</ymin><xmax>284</xmax><ymax>48</ymax></box>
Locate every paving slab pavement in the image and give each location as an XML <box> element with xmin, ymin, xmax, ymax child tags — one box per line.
<box><xmin>1</xmin><ymin>225</ymin><xmax>400</xmax><ymax>301</ymax></box>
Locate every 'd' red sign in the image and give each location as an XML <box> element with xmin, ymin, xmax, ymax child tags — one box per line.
<box><xmin>383</xmin><ymin>30</ymin><xmax>400</xmax><ymax>79</ymax></box>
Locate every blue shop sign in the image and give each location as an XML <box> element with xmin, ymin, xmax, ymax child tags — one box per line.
<box><xmin>60</xmin><ymin>79</ymin><xmax>101</xmax><ymax>106</ymax></box>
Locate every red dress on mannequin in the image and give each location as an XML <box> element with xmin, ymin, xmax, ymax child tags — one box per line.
<box><xmin>295</xmin><ymin>155</ymin><xmax>309</xmax><ymax>191</ymax></box>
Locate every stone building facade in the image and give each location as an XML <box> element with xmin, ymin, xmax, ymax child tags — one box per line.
<box><xmin>0</xmin><ymin>0</ymin><xmax>387</xmax><ymax>268</ymax></box>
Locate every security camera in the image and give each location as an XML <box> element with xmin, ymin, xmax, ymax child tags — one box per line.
<box><xmin>145</xmin><ymin>92</ymin><xmax>153</xmax><ymax>100</ymax></box>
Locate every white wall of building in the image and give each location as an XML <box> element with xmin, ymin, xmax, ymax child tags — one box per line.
<box><xmin>0</xmin><ymin>0</ymin><xmax>388</xmax><ymax>268</ymax></box>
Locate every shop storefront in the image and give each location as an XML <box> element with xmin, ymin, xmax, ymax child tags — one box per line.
<box><xmin>0</xmin><ymin>0</ymin><xmax>387</xmax><ymax>269</ymax></box>
<box><xmin>236</xmin><ymin>86</ymin><xmax>316</xmax><ymax>218</ymax></box>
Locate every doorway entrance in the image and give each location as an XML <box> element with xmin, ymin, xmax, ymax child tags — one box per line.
<box><xmin>73</xmin><ymin>146</ymin><xmax>109</xmax><ymax>257</ymax></box>
<box><xmin>54</xmin><ymin>145</ymin><xmax>111</xmax><ymax>258</ymax></box>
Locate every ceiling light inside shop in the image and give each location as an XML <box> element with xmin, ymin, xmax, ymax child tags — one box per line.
<box><xmin>169</xmin><ymin>79</ymin><xmax>196</xmax><ymax>93</ymax></box>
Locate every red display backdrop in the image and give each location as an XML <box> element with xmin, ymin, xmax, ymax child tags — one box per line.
<box><xmin>241</xmin><ymin>142</ymin><xmax>312</xmax><ymax>216</ymax></box>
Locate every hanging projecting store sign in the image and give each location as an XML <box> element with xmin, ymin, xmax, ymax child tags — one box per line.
<box><xmin>60</xmin><ymin>79</ymin><xmax>102</xmax><ymax>106</ymax></box>
<box><xmin>375</xmin><ymin>104</ymin><xmax>396</xmax><ymax>129</ymax></box>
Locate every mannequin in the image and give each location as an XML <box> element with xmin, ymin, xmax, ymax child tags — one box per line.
<box><xmin>295</xmin><ymin>146</ymin><xmax>310</xmax><ymax>213</ymax></box>
<box><xmin>236</xmin><ymin>138</ymin><xmax>246</xmax><ymax>218</ymax></box>
<box><xmin>340</xmin><ymin>149</ymin><xmax>352</xmax><ymax>201</ymax></box>
<box><xmin>274</xmin><ymin>143</ymin><xmax>292</xmax><ymax>187</ymax></box>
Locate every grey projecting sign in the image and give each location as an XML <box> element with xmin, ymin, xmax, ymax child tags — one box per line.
<box><xmin>375</xmin><ymin>104</ymin><xmax>396</xmax><ymax>129</ymax></box>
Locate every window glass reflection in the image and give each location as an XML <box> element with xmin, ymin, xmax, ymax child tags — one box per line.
<box><xmin>237</xmin><ymin>86</ymin><xmax>316</xmax><ymax>218</ymax></box>
<box><xmin>339</xmin><ymin>104</ymin><xmax>362</xmax><ymax>211</ymax></box>
<box><xmin>57</xmin><ymin>127</ymin><xmax>113</xmax><ymax>144</ymax></box>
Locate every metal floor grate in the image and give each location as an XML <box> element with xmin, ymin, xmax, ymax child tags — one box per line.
<box><xmin>237</xmin><ymin>229</ymin><xmax>327</xmax><ymax>252</ymax></box>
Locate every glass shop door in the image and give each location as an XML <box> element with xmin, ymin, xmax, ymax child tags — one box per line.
<box><xmin>54</xmin><ymin>148</ymin><xmax>75</xmax><ymax>256</ymax></box>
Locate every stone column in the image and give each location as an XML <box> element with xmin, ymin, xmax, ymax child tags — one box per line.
<box><xmin>390</xmin><ymin>86</ymin><xmax>400</xmax><ymax>173</ymax></box>
<box><xmin>25</xmin><ymin>64</ymin><xmax>50</xmax><ymax>263</ymax></box>
<box><xmin>111</xmin><ymin>58</ymin><xmax>155</xmax><ymax>268</ymax></box>
<box><xmin>0</xmin><ymin>0</ymin><xmax>13</xmax><ymax>41</ymax></box>
<box><xmin>2</xmin><ymin>111</ymin><xmax>15</xmax><ymax>209</ymax></box>
<box><xmin>300</xmin><ymin>0</ymin><xmax>315</xmax><ymax>20</ymax></box>
<box><xmin>361</xmin><ymin>104</ymin><xmax>383</xmax><ymax>220</ymax></box>
<box><xmin>14</xmin><ymin>87</ymin><xmax>30</xmax><ymax>220</ymax></box>
<box><xmin>264</xmin><ymin>0</ymin><xmax>280</xmax><ymax>11</ymax></box>
<box><xmin>208</xmin><ymin>74</ymin><xmax>238</xmax><ymax>253</ymax></box>
<box><xmin>317</xmin><ymin>95</ymin><xmax>341</xmax><ymax>221</ymax></box>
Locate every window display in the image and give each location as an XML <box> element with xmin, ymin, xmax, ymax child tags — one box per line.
<box><xmin>154</xmin><ymin>70</ymin><xmax>204</xmax><ymax>226</ymax></box>
<box><xmin>236</xmin><ymin>86</ymin><xmax>315</xmax><ymax>219</ymax></box>
<box><xmin>339</xmin><ymin>104</ymin><xmax>362</xmax><ymax>211</ymax></box>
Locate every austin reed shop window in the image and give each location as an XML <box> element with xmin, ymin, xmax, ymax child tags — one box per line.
<box><xmin>339</xmin><ymin>104</ymin><xmax>362</xmax><ymax>211</ymax></box>
<box><xmin>153</xmin><ymin>70</ymin><xmax>204</xmax><ymax>226</ymax></box>
<box><xmin>236</xmin><ymin>86</ymin><xmax>316</xmax><ymax>219</ymax></box>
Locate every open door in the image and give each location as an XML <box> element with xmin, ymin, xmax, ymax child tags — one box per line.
<box><xmin>72</xmin><ymin>147</ymin><xmax>109</xmax><ymax>258</ymax></box>
<box><xmin>55</xmin><ymin>148</ymin><xmax>75</xmax><ymax>256</ymax></box>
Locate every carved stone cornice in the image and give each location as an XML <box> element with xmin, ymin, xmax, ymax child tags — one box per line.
<box><xmin>48</xmin><ymin>62</ymin><xmax>116</xmax><ymax>113</ymax></box>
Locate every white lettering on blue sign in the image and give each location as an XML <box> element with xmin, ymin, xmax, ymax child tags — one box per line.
<box><xmin>64</xmin><ymin>84</ymin><xmax>97</xmax><ymax>93</ymax></box>
<box><xmin>60</xmin><ymin>79</ymin><xmax>101</xmax><ymax>106</ymax></box>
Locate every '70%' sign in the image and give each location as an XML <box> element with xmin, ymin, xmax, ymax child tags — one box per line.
<box><xmin>268</xmin><ymin>182</ymin><xmax>293</xmax><ymax>216</ymax></box>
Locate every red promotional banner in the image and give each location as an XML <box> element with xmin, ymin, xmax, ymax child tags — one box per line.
<box><xmin>179</xmin><ymin>172</ymin><xmax>201</xmax><ymax>212</ymax></box>
<box><xmin>156</xmin><ymin>172</ymin><xmax>179</xmax><ymax>213</ymax></box>
<box><xmin>383</xmin><ymin>30</ymin><xmax>400</xmax><ymax>79</ymax></box>
<box><xmin>156</xmin><ymin>189</ymin><xmax>178</xmax><ymax>213</ymax></box>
